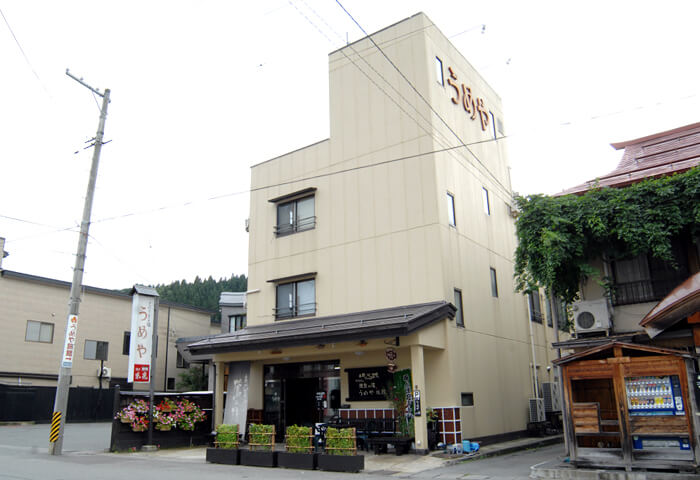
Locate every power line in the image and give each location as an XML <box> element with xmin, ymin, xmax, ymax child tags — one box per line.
<box><xmin>0</xmin><ymin>7</ymin><xmax>49</xmax><ymax>96</ymax></box>
<box><xmin>334</xmin><ymin>1</ymin><xmax>514</xmax><ymax>199</ymax></box>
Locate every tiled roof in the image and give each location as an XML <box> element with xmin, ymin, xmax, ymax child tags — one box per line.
<box><xmin>187</xmin><ymin>301</ymin><xmax>455</xmax><ymax>354</ymax></box>
<box><xmin>557</xmin><ymin>121</ymin><xmax>700</xmax><ymax>196</ymax></box>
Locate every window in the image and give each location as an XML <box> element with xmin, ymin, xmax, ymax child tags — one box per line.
<box><xmin>454</xmin><ymin>289</ymin><xmax>464</xmax><ymax>327</ymax></box>
<box><xmin>545</xmin><ymin>297</ymin><xmax>553</xmax><ymax>327</ymax></box>
<box><xmin>84</xmin><ymin>340</ymin><xmax>109</xmax><ymax>360</ymax></box>
<box><xmin>276</xmin><ymin>278</ymin><xmax>316</xmax><ymax>319</ymax></box>
<box><xmin>528</xmin><ymin>292</ymin><xmax>543</xmax><ymax>323</ymax></box>
<box><xmin>447</xmin><ymin>192</ymin><xmax>456</xmax><ymax>226</ymax></box>
<box><xmin>481</xmin><ymin>187</ymin><xmax>490</xmax><ymax>215</ymax></box>
<box><xmin>229</xmin><ymin>314</ymin><xmax>247</xmax><ymax>332</ymax></box>
<box><xmin>276</xmin><ymin>195</ymin><xmax>315</xmax><ymax>236</ymax></box>
<box><xmin>176</xmin><ymin>351</ymin><xmax>189</xmax><ymax>369</ymax></box>
<box><xmin>461</xmin><ymin>392</ymin><xmax>474</xmax><ymax>406</ymax></box>
<box><xmin>122</xmin><ymin>331</ymin><xmax>130</xmax><ymax>355</ymax></box>
<box><xmin>489</xmin><ymin>268</ymin><xmax>498</xmax><ymax>298</ymax></box>
<box><xmin>435</xmin><ymin>56</ymin><xmax>444</xmax><ymax>85</ymax></box>
<box><xmin>25</xmin><ymin>320</ymin><xmax>54</xmax><ymax>343</ymax></box>
<box><xmin>611</xmin><ymin>240</ymin><xmax>689</xmax><ymax>306</ymax></box>
<box><xmin>167</xmin><ymin>377</ymin><xmax>175</xmax><ymax>390</ymax></box>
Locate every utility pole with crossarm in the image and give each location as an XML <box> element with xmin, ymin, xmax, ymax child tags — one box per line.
<box><xmin>49</xmin><ymin>69</ymin><xmax>110</xmax><ymax>456</ymax></box>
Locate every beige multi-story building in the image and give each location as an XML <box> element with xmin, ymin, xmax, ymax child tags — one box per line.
<box><xmin>0</xmin><ymin>247</ymin><xmax>216</xmax><ymax>392</ymax></box>
<box><xmin>189</xmin><ymin>12</ymin><xmax>562</xmax><ymax>451</ymax></box>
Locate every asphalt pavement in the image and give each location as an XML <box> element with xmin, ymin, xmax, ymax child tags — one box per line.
<box><xmin>0</xmin><ymin>422</ymin><xmax>565</xmax><ymax>479</ymax></box>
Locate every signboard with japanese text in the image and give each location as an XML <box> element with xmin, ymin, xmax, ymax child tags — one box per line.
<box><xmin>60</xmin><ymin>315</ymin><xmax>79</xmax><ymax>367</ymax></box>
<box><xmin>128</xmin><ymin>293</ymin><xmax>155</xmax><ymax>383</ymax></box>
<box><xmin>346</xmin><ymin>366</ymin><xmax>391</xmax><ymax>401</ymax></box>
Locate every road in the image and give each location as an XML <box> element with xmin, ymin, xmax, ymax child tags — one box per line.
<box><xmin>0</xmin><ymin>422</ymin><xmax>566</xmax><ymax>479</ymax></box>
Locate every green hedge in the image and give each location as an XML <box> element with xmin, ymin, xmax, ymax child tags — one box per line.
<box><xmin>325</xmin><ymin>427</ymin><xmax>356</xmax><ymax>456</ymax></box>
<box><xmin>285</xmin><ymin>425</ymin><xmax>313</xmax><ymax>453</ymax></box>
<box><xmin>216</xmin><ymin>424</ymin><xmax>239</xmax><ymax>449</ymax></box>
<box><xmin>249</xmin><ymin>424</ymin><xmax>275</xmax><ymax>451</ymax></box>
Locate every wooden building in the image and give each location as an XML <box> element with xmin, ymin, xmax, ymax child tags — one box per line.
<box><xmin>555</xmin><ymin>342</ymin><xmax>700</xmax><ymax>471</ymax></box>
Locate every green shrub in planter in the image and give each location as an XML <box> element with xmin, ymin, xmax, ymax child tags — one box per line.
<box><xmin>285</xmin><ymin>425</ymin><xmax>313</xmax><ymax>453</ymax></box>
<box><xmin>216</xmin><ymin>424</ymin><xmax>239</xmax><ymax>449</ymax></box>
<box><xmin>325</xmin><ymin>427</ymin><xmax>356</xmax><ymax>456</ymax></box>
<box><xmin>248</xmin><ymin>424</ymin><xmax>275</xmax><ymax>451</ymax></box>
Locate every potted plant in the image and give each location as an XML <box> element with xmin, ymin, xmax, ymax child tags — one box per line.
<box><xmin>426</xmin><ymin>408</ymin><xmax>440</xmax><ymax>450</ymax></box>
<box><xmin>131</xmin><ymin>416</ymin><xmax>149</xmax><ymax>433</ymax></box>
<box><xmin>115</xmin><ymin>398</ymin><xmax>149</xmax><ymax>431</ymax></box>
<box><xmin>389</xmin><ymin>383</ymin><xmax>414</xmax><ymax>455</ymax></box>
<box><xmin>240</xmin><ymin>424</ymin><xmax>277</xmax><ymax>467</ymax></box>
<box><xmin>317</xmin><ymin>427</ymin><xmax>364</xmax><ymax>472</ymax></box>
<box><xmin>156</xmin><ymin>397</ymin><xmax>176</xmax><ymax>413</ymax></box>
<box><xmin>206</xmin><ymin>424</ymin><xmax>240</xmax><ymax>465</ymax></box>
<box><xmin>154</xmin><ymin>411</ymin><xmax>176</xmax><ymax>431</ymax></box>
<box><xmin>277</xmin><ymin>425</ymin><xmax>316</xmax><ymax>470</ymax></box>
<box><xmin>173</xmin><ymin>398</ymin><xmax>207</xmax><ymax>431</ymax></box>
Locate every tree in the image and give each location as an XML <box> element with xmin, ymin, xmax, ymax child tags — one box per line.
<box><xmin>176</xmin><ymin>365</ymin><xmax>208</xmax><ymax>391</ymax></box>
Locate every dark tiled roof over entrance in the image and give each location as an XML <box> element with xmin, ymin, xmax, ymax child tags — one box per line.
<box><xmin>187</xmin><ymin>301</ymin><xmax>455</xmax><ymax>354</ymax></box>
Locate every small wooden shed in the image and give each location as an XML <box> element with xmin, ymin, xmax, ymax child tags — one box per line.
<box><xmin>554</xmin><ymin>342</ymin><xmax>700</xmax><ymax>472</ymax></box>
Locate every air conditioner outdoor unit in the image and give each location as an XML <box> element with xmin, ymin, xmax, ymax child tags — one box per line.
<box><xmin>572</xmin><ymin>299</ymin><xmax>610</xmax><ymax>333</ymax></box>
<box><xmin>541</xmin><ymin>382</ymin><xmax>562</xmax><ymax>412</ymax></box>
<box><xmin>97</xmin><ymin>366</ymin><xmax>111</xmax><ymax>378</ymax></box>
<box><xmin>528</xmin><ymin>398</ymin><xmax>545</xmax><ymax>423</ymax></box>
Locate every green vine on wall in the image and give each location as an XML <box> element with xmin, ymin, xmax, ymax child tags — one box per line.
<box><xmin>514</xmin><ymin>167</ymin><xmax>700</xmax><ymax>305</ymax></box>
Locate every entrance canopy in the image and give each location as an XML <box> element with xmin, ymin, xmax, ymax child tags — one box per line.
<box><xmin>640</xmin><ymin>271</ymin><xmax>700</xmax><ymax>338</ymax></box>
<box><xmin>186</xmin><ymin>301</ymin><xmax>455</xmax><ymax>355</ymax></box>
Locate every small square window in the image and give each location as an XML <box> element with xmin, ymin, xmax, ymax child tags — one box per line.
<box><xmin>122</xmin><ymin>332</ymin><xmax>130</xmax><ymax>355</ymax></box>
<box><xmin>461</xmin><ymin>392</ymin><xmax>474</xmax><ymax>406</ymax></box>
<box><xmin>482</xmin><ymin>187</ymin><xmax>490</xmax><ymax>216</ymax></box>
<box><xmin>435</xmin><ymin>56</ymin><xmax>444</xmax><ymax>86</ymax></box>
<box><xmin>229</xmin><ymin>315</ymin><xmax>247</xmax><ymax>332</ymax></box>
<box><xmin>167</xmin><ymin>377</ymin><xmax>175</xmax><ymax>390</ymax></box>
<box><xmin>447</xmin><ymin>192</ymin><xmax>456</xmax><ymax>227</ymax></box>
<box><xmin>25</xmin><ymin>320</ymin><xmax>54</xmax><ymax>343</ymax></box>
<box><xmin>453</xmin><ymin>289</ymin><xmax>464</xmax><ymax>327</ymax></box>
<box><xmin>84</xmin><ymin>340</ymin><xmax>108</xmax><ymax>360</ymax></box>
<box><xmin>489</xmin><ymin>268</ymin><xmax>498</xmax><ymax>298</ymax></box>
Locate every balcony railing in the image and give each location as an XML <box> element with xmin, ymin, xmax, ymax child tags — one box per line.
<box><xmin>274</xmin><ymin>216</ymin><xmax>316</xmax><ymax>236</ymax></box>
<box><xmin>274</xmin><ymin>302</ymin><xmax>317</xmax><ymax>320</ymax></box>
<box><xmin>611</xmin><ymin>277</ymin><xmax>686</xmax><ymax>306</ymax></box>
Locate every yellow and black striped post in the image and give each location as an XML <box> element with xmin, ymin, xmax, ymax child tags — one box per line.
<box><xmin>49</xmin><ymin>412</ymin><xmax>61</xmax><ymax>443</ymax></box>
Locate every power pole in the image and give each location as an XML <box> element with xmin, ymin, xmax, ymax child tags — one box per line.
<box><xmin>49</xmin><ymin>70</ymin><xmax>110</xmax><ymax>456</ymax></box>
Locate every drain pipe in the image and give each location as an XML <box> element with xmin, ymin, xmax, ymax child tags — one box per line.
<box><xmin>526</xmin><ymin>293</ymin><xmax>539</xmax><ymax>398</ymax></box>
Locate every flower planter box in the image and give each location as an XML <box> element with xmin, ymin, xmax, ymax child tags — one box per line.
<box><xmin>317</xmin><ymin>453</ymin><xmax>364</xmax><ymax>473</ymax></box>
<box><xmin>239</xmin><ymin>449</ymin><xmax>277</xmax><ymax>467</ymax></box>
<box><xmin>277</xmin><ymin>451</ymin><xmax>317</xmax><ymax>470</ymax></box>
<box><xmin>206</xmin><ymin>447</ymin><xmax>240</xmax><ymax>465</ymax></box>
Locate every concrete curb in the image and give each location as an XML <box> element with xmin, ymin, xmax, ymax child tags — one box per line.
<box><xmin>437</xmin><ymin>435</ymin><xmax>564</xmax><ymax>468</ymax></box>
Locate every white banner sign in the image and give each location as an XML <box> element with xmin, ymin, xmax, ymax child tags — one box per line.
<box><xmin>128</xmin><ymin>293</ymin><xmax>155</xmax><ymax>383</ymax></box>
<box><xmin>60</xmin><ymin>315</ymin><xmax>79</xmax><ymax>367</ymax></box>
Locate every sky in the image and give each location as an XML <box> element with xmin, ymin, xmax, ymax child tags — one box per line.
<box><xmin>1</xmin><ymin>1</ymin><xmax>698</xmax><ymax>290</ymax></box>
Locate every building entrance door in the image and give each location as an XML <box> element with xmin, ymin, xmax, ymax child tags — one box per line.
<box><xmin>263</xmin><ymin>360</ymin><xmax>340</xmax><ymax>441</ymax></box>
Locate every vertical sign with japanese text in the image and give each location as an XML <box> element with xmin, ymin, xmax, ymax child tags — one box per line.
<box><xmin>128</xmin><ymin>293</ymin><xmax>154</xmax><ymax>383</ymax></box>
<box><xmin>60</xmin><ymin>315</ymin><xmax>79</xmax><ymax>367</ymax></box>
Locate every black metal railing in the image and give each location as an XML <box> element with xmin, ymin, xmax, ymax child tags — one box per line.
<box><xmin>274</xmin><ymin>216</ymin><xmax>316</xmax><ymax>236</ymax></box>
<box><xmin>611</xmin><ymin>277</ymin><xmax>686</xmax><ymax>306</ymax></box>
<box><xmin>274</xmin><ymin>302</ymin><xmax>317</xmax><ymax>320</ymax></box>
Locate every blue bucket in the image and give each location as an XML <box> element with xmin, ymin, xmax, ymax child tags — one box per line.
<box><xmin>462</xmin><ymin>440</ymin><xmax>471</xmax><ymax>453</ymax></box>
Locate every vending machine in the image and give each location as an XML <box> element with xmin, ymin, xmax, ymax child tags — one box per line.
<box><xmin>626</xmin><ymin>375</ymin><xmax>690</xmax><ymax>451</ymax></box>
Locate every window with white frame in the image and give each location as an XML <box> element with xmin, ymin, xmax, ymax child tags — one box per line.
<box><xmin>435</xmin><ymin>56</ymin><xmax>444</xmax><ymax>85</ymax></box>
<box><xmin>482</xmin><ymin>187</ymin><xmax>490</xmax><ymax>215</ymax></box>
<box><xmin>276</xmin><ymin>278</ymin><xmax>316</xmax><ymax>319</ymax></box>
<box><xmin>25</xmin><ymin>320</ymin><xmax>54</xmax><ymax>343</ymax></box>
<box><xmin>489</xmin><ymin>268</ymin><xmax>498</xmax><ymax>298</ymax></box>
<box><xmin>447</xmin><ymin>192</ymin><xmax>456</xmax><ymax>226</ymax></box>
<box><xmin>454</xmin><ymin>289</ymin><xmax>464</xmax><ymax>327</ymax></box>
<box><xmin>84</xmin><ymin>340</ymin><xmax>108</xmax><ymax>360</ymax></box>
<box><xmin>276</xmin><ymin>195</ymin><xmax>315</xmax><ymax>236</ymax></box>
<box><xmin>229</xmin><ymin>314</ymin><xmax>247</xmax><ymax>332</ymax></box>
<box><xmin>528</xmin><ymin>292</ymin><xmax>543</xmax><ymax>323</ymax></box>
